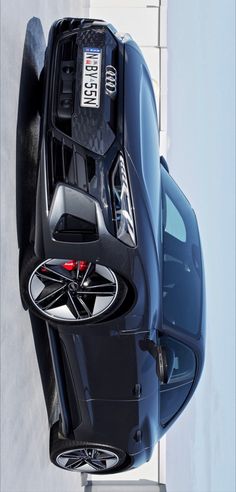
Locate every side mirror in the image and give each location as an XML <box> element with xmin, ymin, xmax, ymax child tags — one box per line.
<box><xmin>139</xmin><ymin>338</ymin><xmax>175</xmax><ymax>384</ymax></box>
<box><xmin>156</xmin><ymin>345</ymin><xmax>175</xmax><ymax>384</ymax></box>
<box><xmin>160</xmin><ymin>155</ymin><xmax>169</xmax><ymax>173</ymax></box>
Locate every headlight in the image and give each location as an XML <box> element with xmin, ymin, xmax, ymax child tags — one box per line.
<box><xmin>111</xmin><ymin>154</ymin><xmax>136</xmax><ymax>247</ymax></box>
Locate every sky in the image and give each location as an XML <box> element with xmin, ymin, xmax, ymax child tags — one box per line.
<box><xmin>166</xmin><ymin>1</ymin><xmax>236</xmax><ymax>492</ymax></box>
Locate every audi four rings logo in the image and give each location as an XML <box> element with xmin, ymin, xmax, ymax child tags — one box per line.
<box><xmin>105</xmin><ymin>65</ymin><xmax>117</xmax><ymax>96</ymax></box>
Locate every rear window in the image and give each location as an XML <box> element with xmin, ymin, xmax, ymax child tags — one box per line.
<box><xmin>161</xmin><ymin>168</ymin><xmax>202</xmax><ymax>336</ymax></box>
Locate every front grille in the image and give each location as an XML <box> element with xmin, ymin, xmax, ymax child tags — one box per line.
<box><xmin>46</xmin><ymin>133</ymin><xmax>96</xmax><ymax>206</ymax></box>
<box><xmin>72</xmin><ymin>26</ymin><xmax>119</xmax><ymax>155</ymax></box>
<box><xmin>54</xmin><ymin>34</ymin><xmax>78</xmax><ymax>136</ymax></box>
<box><xmin>55</xmin><ymin>18</ymin><xmax>104</xmax><ymax>36</ymax></box>
<box><xmin>50</xmin><ymin>23</ymin><xmax>120</xmax><ymax>156</ymax></box>
<box><xmin>56</xmin><ymin>18</ymin><xmax>82</xmax><ymax>35</ymax></box>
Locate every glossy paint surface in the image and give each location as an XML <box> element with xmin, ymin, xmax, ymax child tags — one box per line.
<box><xmin>31</xmin><ymin>19</ymin><xmax>205</xmax><ymax>471</ymax></box>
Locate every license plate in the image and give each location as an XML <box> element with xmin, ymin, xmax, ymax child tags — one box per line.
<box><xmin>80</xmin><ymin>48</ymin><xmax>102</xmax><ymax>108</ymax></box>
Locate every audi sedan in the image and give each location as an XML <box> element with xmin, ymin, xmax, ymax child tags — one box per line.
<box><xmin>19</xmin><ymin>18</ymin><xmax>206</xmax><ymax>474</ymax></box>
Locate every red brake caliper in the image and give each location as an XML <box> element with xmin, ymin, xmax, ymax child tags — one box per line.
<box><xmin>62</xmin><ymin>260</ymin><xmax>88</xmax><ymax>272</ymax></box>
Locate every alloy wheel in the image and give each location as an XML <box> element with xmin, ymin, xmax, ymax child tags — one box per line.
<box><xmin>29</xmin><ymin>259</ymin><xmax>118</xmax><ymax>322</ymax></box>
<box><xmin>56</xmin><ymin>447</ymin><xmax>119</xmax><ymax>472</ymax></box>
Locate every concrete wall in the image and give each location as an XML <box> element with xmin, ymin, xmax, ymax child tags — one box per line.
<box><xmin>90</xmin><ymin>0</ymin><xmax>168</xmax><ymax>156</ymax></box>
<box><xmin>85</xmin><ymin>480</ymin><xmax>167</xmax><ymax>492</ymax></box>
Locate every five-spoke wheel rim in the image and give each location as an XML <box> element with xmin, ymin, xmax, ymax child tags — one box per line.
<box><xmin>29</xmin><ymin>259</ymin><xmax>118</xmax><ymax>322</ymax></box>
<box><xmin>56</xmin><ymin>447</ymin><xmax>119</xmax><ymax>472</ymax></box>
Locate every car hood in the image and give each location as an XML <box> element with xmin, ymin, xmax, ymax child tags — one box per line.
<box><xmin>123</xmin><ymin>41</ymin><xmax>161</xmax><ymax>248</ymax></box>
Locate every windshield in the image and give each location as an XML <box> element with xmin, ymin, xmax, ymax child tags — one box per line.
<box><xmin>161</xmin><ymin>168</ymin><xmax>203</xmax><ymax>336</ymax></box>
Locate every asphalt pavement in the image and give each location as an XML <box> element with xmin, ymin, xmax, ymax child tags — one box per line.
<box><xmin>0</xmin><ymin>3</ymin><xmax>89</xmax><ymax>492</ymax></box>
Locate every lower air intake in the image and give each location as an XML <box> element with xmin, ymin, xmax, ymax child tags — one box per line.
<box><xmin>53</xmin><ymin>214</ymin><xmax>98</xmax><ymax>243</ymax></box>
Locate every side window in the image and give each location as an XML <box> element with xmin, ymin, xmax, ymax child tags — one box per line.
<box><xmin>165</xmin><ymin>194</ymin><xmax>186</xmax><ymax>242</ymax></box>
<box><xmin>161</xmin><ymin>168</ymin><xmax>202</xmax><ymax>336</ymax></box>
<box><xmin>160</xmin><ymin>337</ymin><xmax>196</xmax><ymax>426</ymax></box>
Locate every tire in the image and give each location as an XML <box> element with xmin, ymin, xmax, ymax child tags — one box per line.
<box><xmin>20</xmin><ymin>247</ymin><xmax>128</xmax><ymax>325</ymax></box>
<box><xmin>50</xmin><ymin>422</ymin><xmax>127</xmax><ymax>474</ymax></box>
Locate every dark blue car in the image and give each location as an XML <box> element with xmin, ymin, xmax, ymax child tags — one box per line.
<box><xmin>20</xmin><ymin>18</ymin><xmax>205</xmax><ymax>474</ymax></box>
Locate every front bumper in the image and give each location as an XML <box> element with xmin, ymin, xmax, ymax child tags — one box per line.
<box><xmin>35</xmin><ymin>19</ymin><xmax>161</xmax><ymax>337</ymax></box>
<box><xmin>39</xmin><ymin>18</ymin><xmax>124</xmax><ymax>236</ymax></box>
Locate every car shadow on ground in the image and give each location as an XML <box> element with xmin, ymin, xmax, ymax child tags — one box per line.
<box><xmin>16</xmin><ymin>16</ymin><xmax>45</xmax><ymax>260</ymax></box>
<box><xmin>16</xmin><ymin>17</ymin><xmax>58</xmax><ymax>427</ymax></box>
